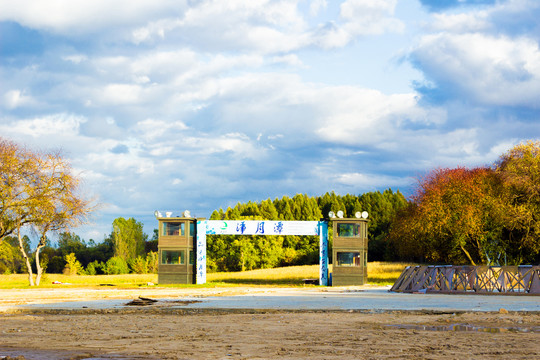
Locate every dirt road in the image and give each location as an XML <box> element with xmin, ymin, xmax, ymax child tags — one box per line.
<box><xmin>0</xmin><ymin>287</ymin><xmax>538</xmax><ymax>359</ymax></box>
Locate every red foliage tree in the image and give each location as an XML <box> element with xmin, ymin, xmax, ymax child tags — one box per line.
<box><xmin>390</xmin><ymin>167</ymin><xmax>505</xmax><ymax>265</ymax></box>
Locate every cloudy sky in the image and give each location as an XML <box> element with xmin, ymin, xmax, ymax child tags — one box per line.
<box><xmin>1</xmin><ymin>0</ymin><xmax>539</xmax><ymax>241</ymax></box>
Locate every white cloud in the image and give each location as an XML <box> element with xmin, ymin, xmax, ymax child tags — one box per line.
<box><xmin>0</xmin><ymin>113</ymin><xmax>86</xmax><ymax>138</ymax></box>
<box><xmin>183</xmin><ymin>133</ymin><xmax>264</xmax><ymax>159</ymax></box>
<box><xmin>271</xmin><ymin>54</ymin><xmax>303</xmax><ymax>67</ymax></box>
<box><xmin>334</xmin><ymin>171</ymin><xmax>413</xmax><ymax>188</ymax></box>
<box><xmin>314</xmin><ymin>0</ymin><xmax>403</xmax><ymax>48</ymax></box>
<box><xmin>377</xmin><ymin>127</ymin><xmax>517</xmax><ymax>172</ymax></box>
<box><xmin>149</xmin><ymin>145</ymin><xmax>174</xmax><ymax>157</ymax></box>
<box><xmin>94</xmin><ymin>56</ymin><xmax>130</xmax><ymax>70</ymax></box>
<box><xmin>437</xmin><ymin>129</ymin><xmax>480</xmax><ymax>157</ymax></box>
<box><xmin>413</xmin><ymin>33</ymin><xmax>540</xmax><ymax>107</ymax></box>
<box><xmin>485</xmin><ymin>0</ymin><xmax>540</xmax><ymax>37</ymax></box>
<box><xmin>340</xmin><ymin>0</ymin><xmax>403</xmax><ymax>34</ymax></box>
<box><xmin>315</xmin><ymin>88</ymin><xmax>435</xmax><ymax>145</ymax></box>
<box><xmin>3</xmin><ymin>89</ymin><xmax>33</xmax><ymax>109</ymax></box>
<box><xmin>84</xmin><ymin>51</ymin><xmax>266</xmax><ymax>113</ymax></box>
<box><xmin>62</xmin><ymin>54</ymin><xmax>88</xmax><ymax>64</ymax></box>
<box><xmin>132</xmin><ymin>0</ymin><xmax>309</xmax><ymax>52</ymax></box>
<box><xmin>100</xmin><ymin>84</ymin><xmax>144</xmax><ymax>105</ymax></box>
<box><xmin>131</xmin><ymin>0</ymin><xmax>402</xmax><ymax>53</ymax></box>
<box><xmin>309</xmin><ymin>0</ymin><xmax>327</xmax><ymax>16</ymax></box>
<box><xmin>134</xmin><ymin>118</ymin><xmax>188</xmax><ymax>141</ymax></box>
<box><xmin>174</xmin><ymin>54</ymin><xmax>264</xmax><ymax>84</ymax></box>
<box><xmin>428</xmin><ymin>11</ymin><xmax>490</xmax><ymax>33</ymax></box>
<box><xmin>0</xmin><ymin>0</ymin><xmax>186</xmax><ymax>34</ymax></box>
<box><xmin>132</xmin><ymin>21</ymin><xmax>168</xmax><ymax>44</ymax></box>
<box><xmin>133</xmin><ymin>76</ymin><xmax>151</xmax><ymax>85</ymax></box>
<box><xmin>83</xmin><ymin>147</ymin><xmax>155</xmax><ymax>175</ymax></box>
<box><xmin>181</xmin><ymin>0</ymin><xmax>305</xmax><ymax>31</ymax></box>
<box><xmin>129</xmin><ymin>49</ymin><xmax>198</xmax><ymax>80</ymax></box>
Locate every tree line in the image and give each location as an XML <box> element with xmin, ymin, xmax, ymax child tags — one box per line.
<box><xmin>0</xmin><ymin>217</ymin><xmax>158</xmax><ymax>276</ymax></box>
<box><xmin>206</xmin><ymin>190</ymin><xmax>407</xmax><ymax>272</ymax></box>
<box><xmin>2</xmin><ymin>136</ymin><xmax>539</xmax><ymax>281</ymax></box>
<box><xmin>0</xmin><ymin>190</ymin><xmax>407</xmax><ymax>276</ymax></box>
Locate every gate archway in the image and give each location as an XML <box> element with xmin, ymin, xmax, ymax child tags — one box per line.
<box><xmin>196</xmin><ymin>220</ymin><xmax>329</xmax><ymax>285</ymax></box>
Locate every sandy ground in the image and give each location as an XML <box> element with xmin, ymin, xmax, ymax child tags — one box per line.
<box><xmin>0</xmin><ymin>287</ymin><xmax>539</xmax><ymax>360</ymax></box>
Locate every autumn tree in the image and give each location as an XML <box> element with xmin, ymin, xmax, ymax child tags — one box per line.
<box><xmin>32</xmin><ymin>151</ymin><xmax>94</xmax><ymax>284</ymax></box>
<box><xmin>0</xmin><ymin>138</ymin><xmax>38</xmax><ymax>242</ymax></box>
<box><xmin>496</xmin><ymin>140</ymin><xmax>540</xmax><ymax>263</ymax></box>
<box><xmin>0</xmin><ymin>137</ymin><xmax>94</xmax><ymax>285</ymax></box>
<box><xmin>389</xmin><ymin>167</ymin><xmax>505</xmax><ymax>265</ymax></box>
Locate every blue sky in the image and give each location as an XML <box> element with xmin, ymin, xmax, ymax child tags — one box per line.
<box><xmin>1</xmin><ymin>0</ymin><xmax>539</xmax><ymax>241</ymax></box>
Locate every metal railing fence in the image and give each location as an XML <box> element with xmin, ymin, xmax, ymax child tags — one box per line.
<box><xmin>390</xmin><ymin>265</ymin><xmax>540</xmax><ymax>294</ymax></box>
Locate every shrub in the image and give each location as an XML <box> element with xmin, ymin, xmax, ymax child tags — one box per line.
<box><xmin>129</xmin><ymin>256</ymin><xmax>148</xmax><ymax>274</ymax></box>
<box><xmin>146</xmin><ymin>251</ymin><xmax>158</xmax><ymax>274</ymax></box>
<box><xmin>84</xmin><ymin>260</ymin><xmax>104</xmax><ymax>275</ymax></box>
<box><xmin>281</xmin><ymin>247</ymin><xmax>298</xmax><ymax>266</ymax></box>
<box><xmin>104</xmin><ymin>256</ymin><xmax>129</xmax><ymax>275</ymax></box>
<box><xmin>63</xmin><ymin>253</ymin><xmax>83</xmax><ymax>275</ymax></box>
<box><xmin>206</xmin><ymin>258</ymin><xmax>218</xmax><ymax>273</ymax></box>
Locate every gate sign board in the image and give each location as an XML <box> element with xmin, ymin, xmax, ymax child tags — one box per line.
<box><xmin>206</xmin><ymin>220</ymin><xmax>320</xmax><ymax>236</ymax></box>
<box><xmin>196</xmin><ymin>220</ymin><xmax>329</xmax><ymax>286</ymax></box>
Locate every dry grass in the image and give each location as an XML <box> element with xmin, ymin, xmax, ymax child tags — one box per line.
<box><xmin>207</xmin><ymin>265</ymin><xmax>321</xmax><ymax>285</ymax></box>
<box><xmin>0</xmin><ymin>273</ymin><xmax>158</xmax><ymax>288</ymax></box>
<box><xmin>0</xmin><ymin>262</ymin><xmax>412</xmax><ymax>288</ymax></box>
<box><xmin>367</xmin><ymin>261</ymin><xmax>412</xmax><ymax>284</ymax></box>
<box><xmin>208</xmin><ymin>262</ymin><xmax>411</xmax><ymax>285</ymax></box>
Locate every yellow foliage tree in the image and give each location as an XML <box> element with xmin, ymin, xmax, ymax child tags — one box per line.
<box><xmin>0</xmin><ymin>137</ymin><xmax>95</xmax><ymax>285</ymax></box>
<box><xmin>496</xmin><ymin>140</ymin><xmax>540</xmax><ymax>263</ymax></box>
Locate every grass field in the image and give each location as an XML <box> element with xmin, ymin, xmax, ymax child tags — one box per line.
<box><xmin>0</xmin><ymin>262</ymin><xmax>411</xmax><ymax>288</ymax></box>
<box><xmin>0</xmin><ymin>273</ymin><xmax>159</xmax><ymax>289</ymax></box>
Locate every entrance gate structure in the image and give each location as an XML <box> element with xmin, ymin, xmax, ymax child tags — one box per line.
<box><xmin>155</xmin><ymin>213</ymin><xmax>368</xmax><ymax>286</ymax></box>
<box><xmin>195</xmin><ymin>220</ymin><xmax>329</xmax><ymax>285</ymax></box>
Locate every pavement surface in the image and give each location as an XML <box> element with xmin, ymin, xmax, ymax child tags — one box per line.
<box><xmin>8</xmin><ymin>286</ymin><xmax>540</xmax><ymax>313</ymax></box>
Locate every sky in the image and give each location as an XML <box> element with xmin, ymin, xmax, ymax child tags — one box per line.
<box><xmin>1</xmin><ymin>0</ymin><xmax>540</xmax><ymax>242</ymax></box>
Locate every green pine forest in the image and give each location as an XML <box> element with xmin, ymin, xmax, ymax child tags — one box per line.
<box><xmin>207</xmin><ymin>190</ymin><xmax>407</xmax><ymax>272</ymax></box>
